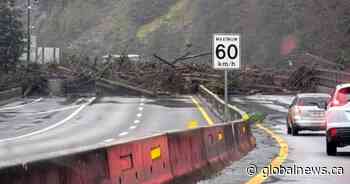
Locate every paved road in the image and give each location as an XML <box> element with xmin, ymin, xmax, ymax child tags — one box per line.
<box><xmin>202</xmin><ymin>95</ymin><xmax>350</xmax><ymax>184</ymax></box>
<box><xmin>0</xmin><ymin>95</ymin><xmax>215</xmax><ymax>168</ymax></box>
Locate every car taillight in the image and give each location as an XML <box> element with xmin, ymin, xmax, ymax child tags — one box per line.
<box><xmin>330</xmin><ymin>99</ymin><xmax>346</xmax><ymax>107</ymax></box>
<box><xmin>293</xmin><ymin>106</ymin><xmax>303</xmax><ymax>119</ymax></box>
<box><xmin>329</xmin><ymin>128</ymin><xmax>337</xmax><ymax>137</ymax></box>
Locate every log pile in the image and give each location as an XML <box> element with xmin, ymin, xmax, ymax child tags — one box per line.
<box><xmin>56</xmin><ymin>54</ymin><xmax>321</xmax><ymax>96</ymax></box>
<box><xmin>287</xmin><ymin>66</ymin><xmax>317</xmax><ymax>91</ymax></box>
<box><xmin>0</xmin><ymin>52</ymin><xmax>328</xmax><ymax>96</ymax></box>
<box><xmin>58</xmin><ymin>52</ymin><xmax>223</xmax><ymax>95</ymax></box>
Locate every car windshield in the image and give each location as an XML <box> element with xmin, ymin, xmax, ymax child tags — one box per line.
<box><xmin>298</xmin><ymin>97</ymin><xmax>329</xmax><ymax>107</ymax></box>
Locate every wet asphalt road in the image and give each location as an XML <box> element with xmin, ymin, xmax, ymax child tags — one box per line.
<box><xmin>0</xmin><ymin>95</ymin><xmax>214</xmax><ymax>169</ymax></box>
<box><xmin>201</xmin><ymin>95</ymin><xmax>350</xmax><ymax>184</ymax></box>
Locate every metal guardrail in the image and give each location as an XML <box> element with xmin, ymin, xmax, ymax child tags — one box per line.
<box><xmin>198</xmin><ymin>85</ymin><xmax>247</xmax><ymax>122</ymax></box>
<box><xmin>314</xmin><ymin>68</ymin><xmax>350</xmax><ymax>88</ymax></box>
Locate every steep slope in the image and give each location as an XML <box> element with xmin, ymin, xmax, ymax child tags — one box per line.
<box><xmin>19</xmin><ymin>0</ymin><xmax>350</xmax><ymax>65</ymax></box>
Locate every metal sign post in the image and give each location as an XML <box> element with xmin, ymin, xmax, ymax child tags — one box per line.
<box><xmin>27</xmin><ymin>0</ymin><xmax>31</xmax><ymax>66</ymax></box>
<box><xmin>212</xmin><ymin>34</ymin><xmax>241</xmax><ymax>122</ymax></box>
<box><xmin>224</xmin><ymin>70</ymin><xmax>228</xmax><ymax>121</ymax></box>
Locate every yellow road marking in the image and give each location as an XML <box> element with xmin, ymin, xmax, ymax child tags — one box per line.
<box><xmin>190</xmin><ymin>96</ymin><xmax>214</xmax><ymax>126</ymax></box>
<box><xmin>187</xmin><ymin>120</ymin><xmax>199</xmax><ymax>129</ymax></box>
<box><xmin>245</xmin><ymin>123</ymin><xmax>288</xmax><ymax>184</ymax></box>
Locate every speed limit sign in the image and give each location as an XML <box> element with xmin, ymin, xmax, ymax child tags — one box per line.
<box><xmin>212</xmin><ymin>34</ymin><xmax>240</xmax><ymax>70</ymax></box>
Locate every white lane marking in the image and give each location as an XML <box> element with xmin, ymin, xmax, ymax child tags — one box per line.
<box><xmin>138</xmin><ymin>107</ymin><xmax>144</xmax><ymax>111</ymax></box>
<box><xmin>140</xmin><ymin>103</ymin><xmax>145</xmax><ymax>106</ymax></box>
<box><xmin>129</xmin><ymin>126</ymin><xmax>137</xmax><ymax>130</ymax></box>
<box><xmin>134</xmin><ymin>120</ymin><xmax>140</xmax><ymax>124</ymax></box>
<box><xmin>119</xmin><ymin>132</ymin><xmax>129</xmax><ymax>137</ymax></box>
<box><xmin>0</xmin><ymin>98</ymin><xmax>43</xmax><ymax>111</ymax></box>
<box><xmin>140</xmin><ymin>98</ymin><xmax>145</xmax><ymax>102</ymax></box>
<box><xmin>136</xmin><ymin>113</ymin><xmax>142</xmax><ymax>118</ymax></box>
<box><xmin>103</xmin><ymin>138</ymin><xmax>115</xmax><ymax>143</ymax></box>
<box><xmin>0</xmin><ymin>97</ymin><xmax>96</xmax><ymax>143</ymax></box>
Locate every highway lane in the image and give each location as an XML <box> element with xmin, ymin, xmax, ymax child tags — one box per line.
<box><xmin>0</xmin><ymin>97</ymin><xmax>83</xmax><ymax>140</ymax></box>
<box><xmin>237</xmin><ymin>95</ymin><xmax>350</xmax><ymax>184</ymax></box>
<box><xmin>0</xmin><ymin>95</ymin><xmax>214</xmax><ymax>168</ymax></box>
<box><xmin>200</xmin><ymin>95</ymin><xmax>350</xmax><ymax>184</ymax></box>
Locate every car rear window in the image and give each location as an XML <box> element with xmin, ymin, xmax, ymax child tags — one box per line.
<box><xmin>336</xmin><ymin>87</ymin><xmax>350</xmax><ymax>103</ymax></box>
<box><xmin>297</xmin><ymin>97</ymin><xmax>329</xmax><ymax>107</ymax></box>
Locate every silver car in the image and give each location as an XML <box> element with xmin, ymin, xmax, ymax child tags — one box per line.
<box><xmin>287</xmin><ymin>93</ymin><xmax>330</xmax><ymax>136</ymax></box>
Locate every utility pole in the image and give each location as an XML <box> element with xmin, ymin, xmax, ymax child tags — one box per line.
<box><xmin>27</xmin><ymin>0</ymin><xmax>31</xmax><ymax>66</ymax></box>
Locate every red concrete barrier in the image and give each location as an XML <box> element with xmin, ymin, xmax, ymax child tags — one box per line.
<box><xmin>66</xmin><ymin>152</ymin><xmax>108</xmax><ymax>184</ymax></box>
<box><xmin>107</xmin><ymin>135</ymin><xmax>172</xmax><ymax>184</ymax></box>
<box><xmin>234</xmin><ymin>122</ymin><xmax>256</xmax><ymax>155</ymax></box>
<box><xmin>233</xmin><ymin>122</ymin><xmax>246</xmax><ymax>155</ymax></box>
<box><xmin>107</xmin><ymin>140</ymin><xmax>144</xmax><ymax>184</ymax></box>
<box><xmin>186</xmin><ymin>128</ymin><xmax>208</xmax><ymax>171</ymax></box>
<box><xmin>0</xmin><ymin>150</ymin><xmax>109</xmax><ymax>184</ymax></box>
<box><xmin>141</xmin><ymin>135</ymin><xmax>172</xmax><ymax>184</ymax></box>
<box><xmin>245</xmin><ymin>122</ymin><xmax>257</xmax><ymax>151</ymax></box>
<box><xmin>0</xmin><ymin>123</ymin><xmax>255</xmax><ymax>184</ymax></box>
<box><xmin>202</xmin><ymin>126</ymin><xmax>226</xmax><ymax>164</ymax></box>
<box><xmin>167</xmin><ymin>128</ymin><xmax>208</xmax><ymax>178</ymax></box>
<box><xmin>222</xmin><ymin>123</ymin><xmax>240</xmax><ymax>161</ymax></box>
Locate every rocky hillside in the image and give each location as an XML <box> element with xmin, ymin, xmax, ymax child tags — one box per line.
<box><xmin>18</xmin><ymin>0</ymin><xmax>350</xmax><ymax>66</ymax></box>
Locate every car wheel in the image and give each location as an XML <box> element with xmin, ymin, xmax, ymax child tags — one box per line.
<box><xmin>287</xmin><ymin>124</ymin><xmax>291</xmax><ymax>134</ymax></box>
<box><xmin>327</xmin><ymin>141</ymin><xmax>337</xmax><ymax>156</ymax></box>
<box><xmin>292</xmin><ymin>126</ymin><xmax>299</xmax><ymax>136</ymax></box>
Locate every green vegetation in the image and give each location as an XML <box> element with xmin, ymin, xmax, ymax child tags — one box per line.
<box><xmin>0</xmin><ymin>0</ymin><xmax>24</xmax><ymax>70</ymax></box>
<box><xmin>28</xmin><ymin>0</ymin><xmax>350</xmax><ymax>66</ymax></box>
<box><xmin>136</xmin><ymin>0</ymin><xmax>191</xmax><ymax>41</ymax></box>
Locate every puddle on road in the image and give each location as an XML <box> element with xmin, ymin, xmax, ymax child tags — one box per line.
<box><xmin>32</xmin><ymin>120</ymin><xmax>44</xmax><ymax>124</ymax></box>
<box><xmin>40</xmin><ymin>113</ymin><xmax>54</xmax><ymax>120</ymax></box>
<box><xmin>0</xmin><ymin>113</ymin><xmax>17</xmax><ymax>119</ymax></box>
<box><xmin>15</xmin><ymin>124</ymin><xmax>34</xmax><ymax>130</ymax></box>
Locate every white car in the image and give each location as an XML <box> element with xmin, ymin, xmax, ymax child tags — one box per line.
<box><xmin>326</xmin><ymin>83</ymin><xmax>350</xmax><ymax>155</ymax></box>
<box><xmin>327</xmin><ymin>83</ymin><xmax>350</xmax><ymax>109</ymax></box>
<box><xmin>326</xmin><ymin>108</ymin><xmax>350</xmax><ymax>155</ymax></box>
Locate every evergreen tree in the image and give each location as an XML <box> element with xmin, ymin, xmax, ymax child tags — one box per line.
<box><xmin>0</xmin><ymin>0</ymin><xmax>24</xmax><ymax>70</ymax></box>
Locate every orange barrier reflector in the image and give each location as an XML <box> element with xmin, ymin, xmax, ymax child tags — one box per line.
<box><xmin>151</xmin><ymin>146</ymin><xmax>161</xmax><ymax>160</ymax></box>
<box><xmin>218</xmin><ymin>132</ymin><xmax>224</xmax><ymax>141</ymax></box>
